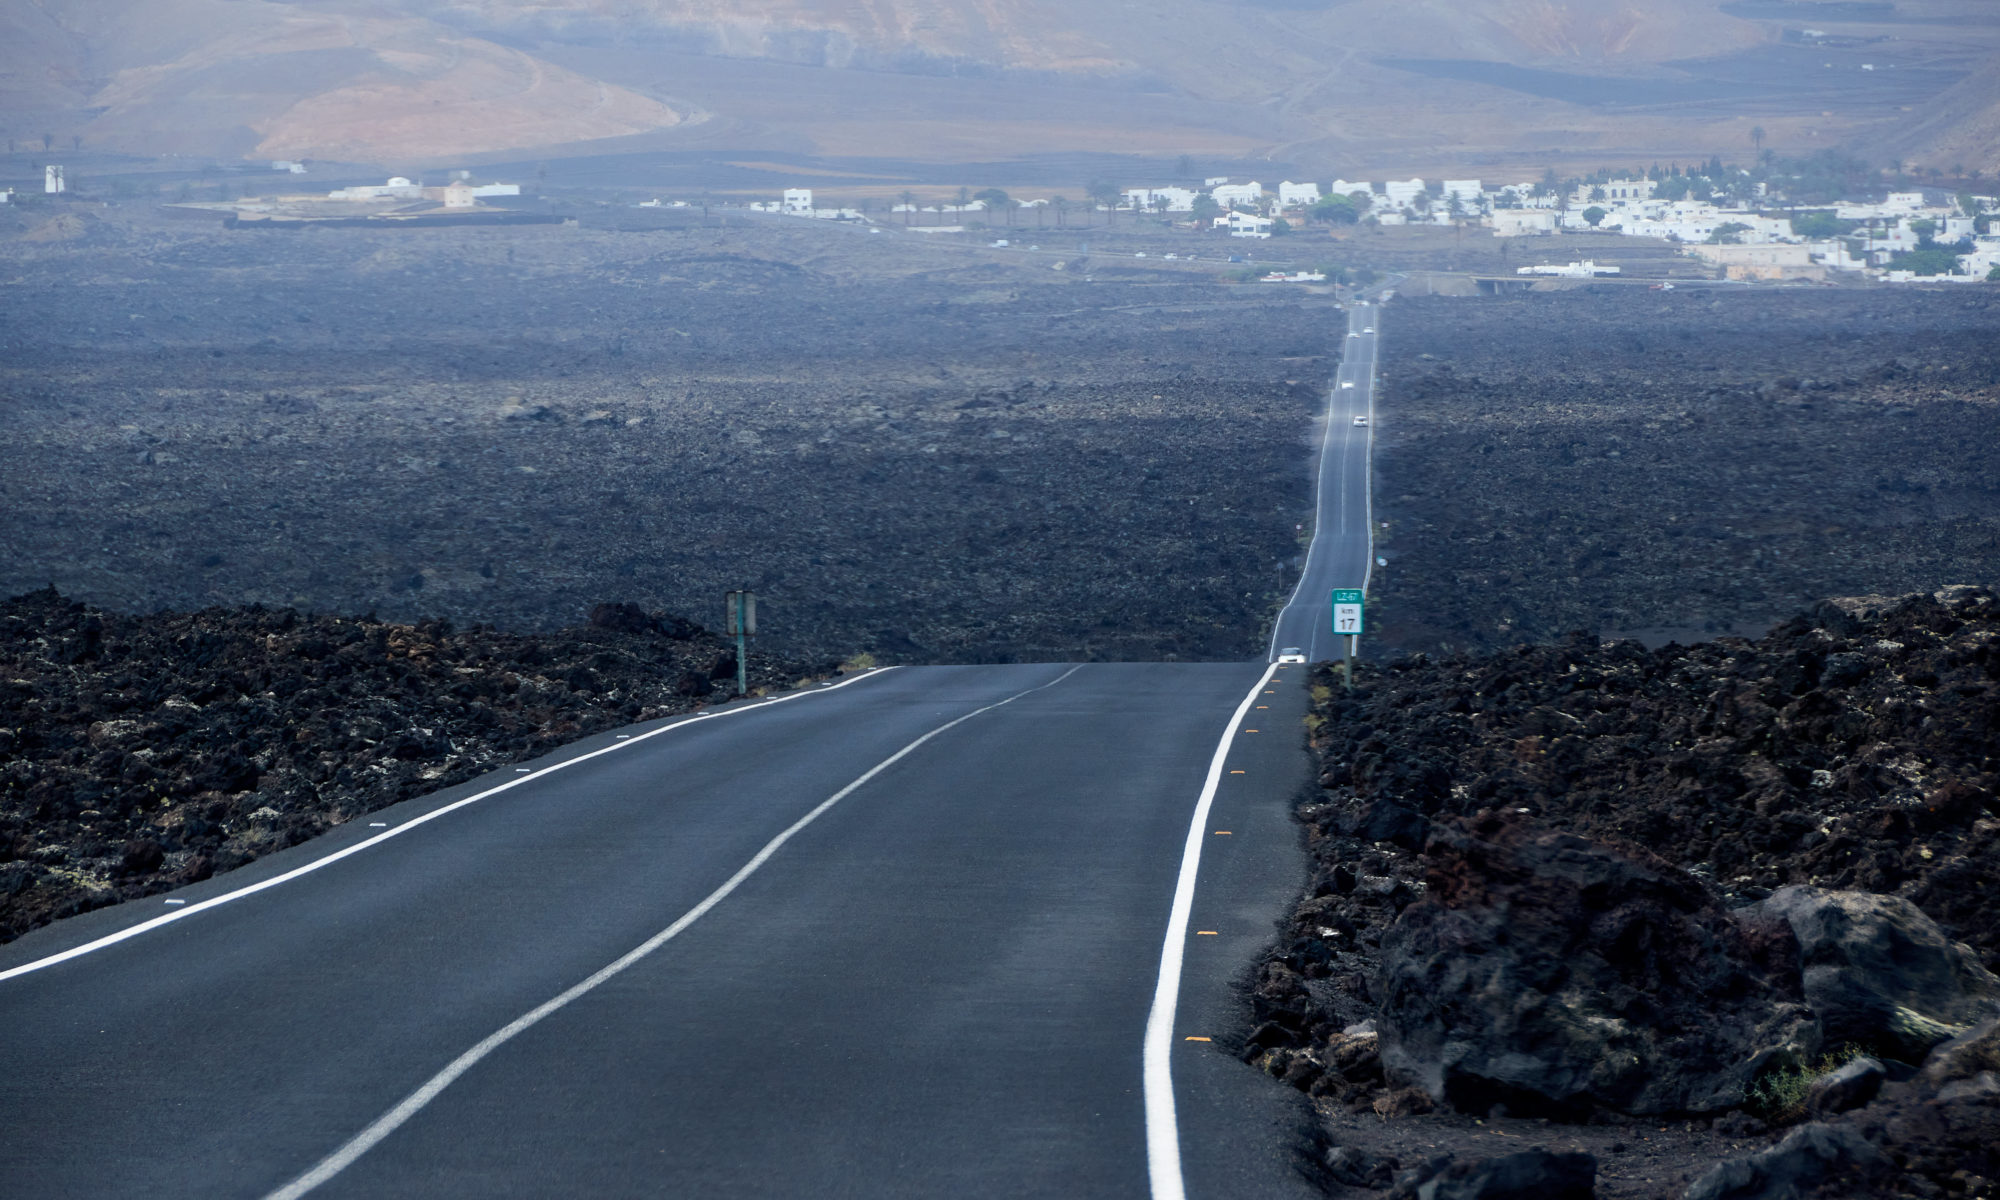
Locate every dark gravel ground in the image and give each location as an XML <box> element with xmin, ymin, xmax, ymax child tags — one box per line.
<box><xmin>0</xmin><ymin>588</ymin><xmax>831</xmax><ymax>946</ymax></box>
<box><xmin>1245</xmin><ymin>585</ymin><xmax>2000</xmax><ymax>1197</ymax></box>
<box><xmin>1370</xmin><ymin>285</ymin><xmax>2000</xmax><ymax>655</ymax></box>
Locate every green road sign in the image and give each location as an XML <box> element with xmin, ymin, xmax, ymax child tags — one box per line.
<box><xmin>1332</xmin><ymin>589</ymin><xmax>1364</xmax><ymax>635</ymax></box>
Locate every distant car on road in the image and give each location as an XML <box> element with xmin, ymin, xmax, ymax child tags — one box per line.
<box><xmin>1340</xmin><ymin>381</ymin><xmax>1356</xmax><ymax>389</ymax></box>
<box><xmin>1352</xmin><ymin>415</ymin><xmax>1369</xmax><ymax>426</ymax></box>
<box><xmin>1363</xmin><ymin>326</ymin><xmax>1375</xmax><ymax>333</ymax></box>
<box><xmin>1348</xmin><ymin>331</ymin><xmax>1360</xmax><ymax>338</ymax></box>
<box><xmin>1277</xmin><ymin>647</ymin><xmax>1307</xmax><ymax>664</ymax></box>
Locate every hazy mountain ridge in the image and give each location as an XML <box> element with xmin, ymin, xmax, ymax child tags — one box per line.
<box><xmin>2</xmin><ymin>0</ymin><xmax>1993</xmax><ymax>171</ymax></box>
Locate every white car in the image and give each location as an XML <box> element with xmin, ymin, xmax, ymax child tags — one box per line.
<box><xmin>1353</xmin><ymin>415</ymin><xmax>1369</xmax><ymax>426</ymax></box>
<box><xmin>1363</xmin><ymin>326</ymin><xmax>1375</xmax><ymax>333</ymax></box>
<box><xmin>1340</xmin><ymin>381</ymin><xmax>1356</xmax><ymax>389</ymax></box>
<box><xmin>1348</xmin><ymin>331</ymin><xmax>1361</xmax><ymax>338</ymax></box>
<box><xmin>1277</xmin><ymin>647</ymin><xmax>1307</xmax><ymax>664</ymax></box>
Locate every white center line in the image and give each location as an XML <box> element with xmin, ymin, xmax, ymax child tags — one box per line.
<box><xmin>265</xmin><ymin>664</ymin><xmax>1084</xmax><ymax>1200</ymax></box>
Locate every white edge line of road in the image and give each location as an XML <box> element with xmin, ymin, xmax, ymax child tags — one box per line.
<box><xmin>264</xmin><ymin>663</ymin><xmax>1085</xmax><ymax>1200</ymax></box>
<box><xmin>1143</xmin><ymin>658</ymin><xmax>1282</xmax><ymax>1200</ymax></box>
<box><xmin>1362</xmin><ymin>306</ymin><xmax>1378</xmax><ymax>597</ymax></box>
<box><xmin>0</xmin><ymin>667</ymin><xmax>902</xmax><ymax>986</ymax></box>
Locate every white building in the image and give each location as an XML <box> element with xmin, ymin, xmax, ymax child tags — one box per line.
<box><xmin>1382</xmin><ymin>178</ymin><xmax>1426</xmax><ymax>208</ymax></box>
<box><xmin>1961</xmin><ymin>237</ymin><xmax>2000</xmax><ymax>278</ymax></box>
<box><xmin>328</xmin><ymin>177</ymin><xmax>422</xmax><ymax>201</ymax></box>
<box><xmin>1329</xmin><ymin>179</ymin><xmax>1370</xmax><ymax>200</ymax></box>
<box><xmin>1491</xmin><ymin>208</ymin><xmax>1557</xmax><ymax>236</ymax></box>
<box><xmin>1211</xmin><ymin>182</ymin><xmax>1264</xmax><ymax>208</ymax></box>
<box><xmin>783</xmin><ymin>188</ymin><xmax>813</xmax><ymax>214</ymax></box>
<box><xmin>44</xmin><ymin>165</ymin><xmax>64</xmax><ymax>194</ymax></box>
<box><xmin>1601</xmin><ymin>178</ymin><xmax>1656</xmax><ymax>202</ymax></box>
<box><xmin>1442</xmin><ymin>180</ymin><xmax>1483</xmax><ymax>204</ymax></box>
<box><xmin>1517</xmin><ymin>261</ymin><xmax>1619</xmax><ymax>277</ymax></box>
<box><xmin>269</xmin><ymin>160</ymin><xmax>307</xmax><ymax>174</ymax></box>
<box><xmin>1809</xmin><ymin>239</ymin><xmax>1868</xmax><ymax>272</ymax></box>
<box><xmin>1204</xmin><ymin>176</ymin><xmax>1231</xmax><ymax>187</ymax></box>
<box><xmin>1124</xmin><ymin>187</ymin><xmax>1197</xmax><ymax>212</ymax></box>
<box><xmin>1215</xmin><ymin>210</ymin><xmax>1273</xmax><ymax>237</ymax></box>
<box><xmin>1276</xmin><ymin>181</ymin><xmax>1322</xmax><ymax>209</ymax></box>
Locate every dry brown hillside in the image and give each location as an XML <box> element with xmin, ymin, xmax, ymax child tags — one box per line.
<box><xmin>4</xmin><ymin>0</ymin><xmax>1995</xmax><ymax>172</ymax></box>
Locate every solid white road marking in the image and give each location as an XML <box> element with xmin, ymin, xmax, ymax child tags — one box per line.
<box><xmin>0</xmin><ymin>669</ymin><xmax>901</xmax><ymax>986</ymax></box>
<box><xmin>1143</xmin><ymin>661</ymin><xmax>1279</xmax><ymax>1200</ymax></box>
<box><xmin>163</xmin><ymin>900</ymin><xmax>185</xmax><ymax>906</ymax></box>
<box><xmin>264</xmin><ymin>663</ymin><xmax>1083</xmax><ymax>1200</ymax></box>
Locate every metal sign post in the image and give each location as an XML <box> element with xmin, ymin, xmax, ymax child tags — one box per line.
<box><xmin>1332</xmin><ymin>589</ymin><xmax>1364</xmax><ymax>691</ymax></box>
<box><xmin>725</xmin><ymin>590</ymin><xmax>757</xmax><ymax>696</ymax></box>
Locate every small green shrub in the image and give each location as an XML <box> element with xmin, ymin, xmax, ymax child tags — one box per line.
<box><xmin>1746</xmin><ymin>1045</ymin><xmax>1866</xmax><ymax>1124</ymax></box>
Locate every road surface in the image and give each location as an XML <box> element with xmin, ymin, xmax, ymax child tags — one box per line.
<box><xmin>0</xmin><ymin>663</ymin><xmax>1321</xmax><ymax>1198</ymax></box>
<box><xmin>1268</xmin><ymin>301</ymin><xmax>1378</xmax><ymax>663</ymax></box>
<box><xmin>0</xmin><ymin>305</ymin><xmax>1379</xmax><ymax>1199</ymax></box>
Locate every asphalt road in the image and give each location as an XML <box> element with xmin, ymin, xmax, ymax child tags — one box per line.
<box><xmin>1268</xmin><ymin>301</ymin><xmax>1379</xmax><ymax>663</ymax></box>
<box><xmin>0</xmin><ymin>661</ymin><xmax>1320</xmax><ymax>1198</ymax></box>
<box><xmin>0</xmin><ymin>296</ymin><xmax>1376</xmax><ymax>1198</ymax></box>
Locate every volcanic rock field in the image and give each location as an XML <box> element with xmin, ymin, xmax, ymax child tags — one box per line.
<box><xmin>1251</xmin><ymin>586</ymin><xmax>2000</xmax><ymax>1198</ymax></box>
<box><xmin>1371</xmin><ymin>285</ymin><xmax>2000</xmax><ymax>654</ymax></box>
<box><xmin>0</xmin><ymin>204</ymin><xmax>1328</xmax><ymax>665</ymax></box>
<box><xmin>6</xmin><ymin>201</ymin><xmax>2000</xmax><ymax>1198</ymax></box>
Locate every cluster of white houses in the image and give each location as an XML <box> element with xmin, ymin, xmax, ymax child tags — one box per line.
<box><xmin>1124</xmin><ymin>174</ymin><xmax>2000</xmax><ymax>282</ymax></box>
<box><xmin>760</xmin><ymin>176</ymin><xmax>1997</xmax><ymax>282</ymax></box>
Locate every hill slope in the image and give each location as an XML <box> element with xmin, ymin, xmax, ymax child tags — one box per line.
<box><xmin>4</xmin><ymin>1</ymin><xmax>1995</xmax><ymax>179</ymax></box>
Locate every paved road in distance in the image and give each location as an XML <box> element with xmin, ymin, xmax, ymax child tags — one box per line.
<box><xmin>1269</xmin><ymin>300</ymin><xmax>1378</xmax><ymax>663</ymax></box>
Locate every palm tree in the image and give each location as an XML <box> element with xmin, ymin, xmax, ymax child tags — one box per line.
<box><xmin>899</xmin><ymin>189</ymin><xmax>916</xmax><ymax>227</ymax></box>
<box><xmin>975</xmin><ymin>188</ymin><xmax>1011</xmax><ymax>225</ymax></box>
<box><xmin>1053</xmin><ymin>195</ymin><xmax>1068</xmax><ymax>228</ymax></box>
<box><xmin>1751</xmin><ymin>126</ymin><xmax>1765</xmax><ymax>155</ymax></box>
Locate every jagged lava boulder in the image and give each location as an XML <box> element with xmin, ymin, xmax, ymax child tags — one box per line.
<box><xmin>1759</xmin><ymin>885</ymin><xmax>2000</xmax><ymax>1062</ymax></box>
<box><xmin>1377</xmin><ymin>811</ymin><xmax>1817</xmax><ymax>1116</ymax></box>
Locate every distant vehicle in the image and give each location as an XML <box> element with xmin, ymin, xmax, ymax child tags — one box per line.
<box><xmin>1163</xmin><ymin>253</ymin><xmax>1179</xmax><ymax>260</ymax></box>
<box><xmin>1363</xmin><ymin>326</ymin><xmax>1375</xmax><ymax>333</ymax></box>
<box><xmin>1277</xmin><ymin>647</ymin><xmax>1307</xmax><ymax>664</ymax></box>
<box><xmin>1340</xmin><ymin>381</ymin><xmax>1356</xmax><ymax>390</ymax></box>
<box><xmin>1227</xmin><ymin>255</ymin><xmax>1244</xmax><ymax>263</ymax></box>
<box><xmin>869</xmin><ymin>228</ymin><xmax>884</xmax><ymax>235</ymax></box>
<box><xmin>1352</xmin><ymin>415</ymin><xmax>1369</xmax><ymax>426</ymax></box>
<box><xmin>1347</xmin><ymin>331</ymin><xmax>1360</xmax><ymax>338</ymax></box>
<box><xmin>1134</xmin><ymin>252</ymin><xmax>1147</xmax><ymax>258</ymax></box>
<box><xmin>1377</xmin><ymin>556</ymin><xmax>1388</xmax><ymax>566</ymax></box>
<box><xmin>991</xmin><ymin>239</ymin><xmax>1010</xmax><ymax>248</ymax></box>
